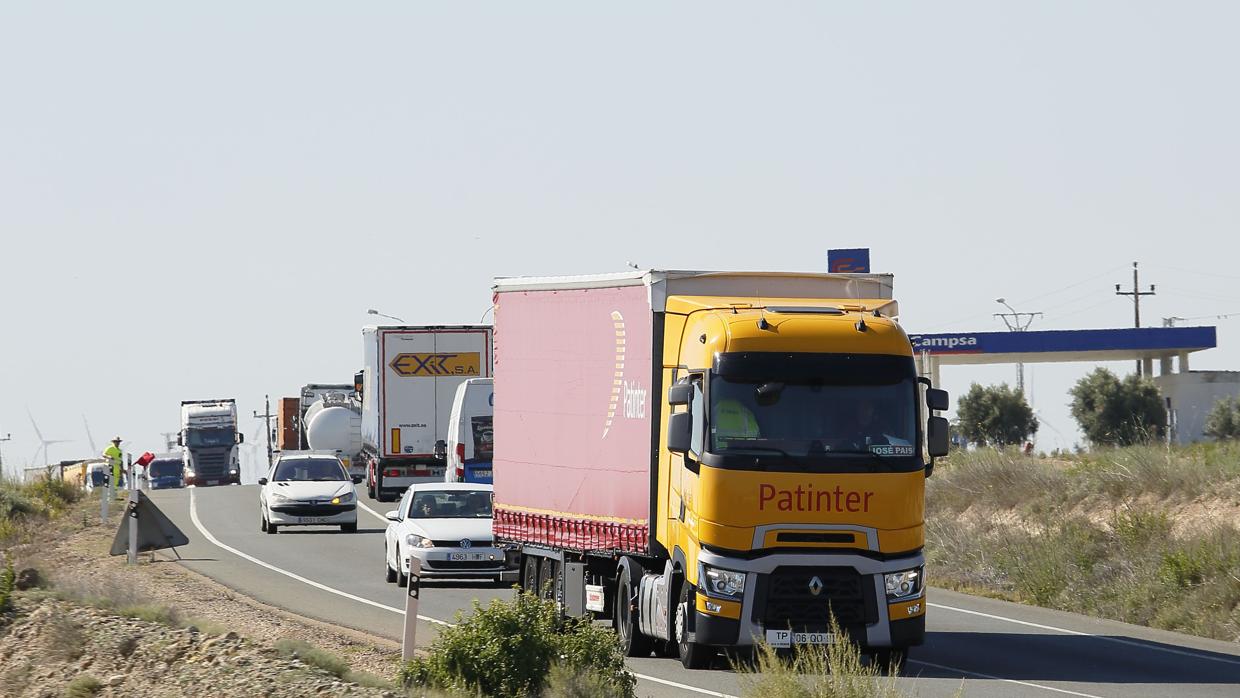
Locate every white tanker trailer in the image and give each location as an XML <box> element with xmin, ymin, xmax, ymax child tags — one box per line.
<box><xmin>303</xmin><ymin>393</ymin><xmax>364</xmax><ymax>477</ymax></box>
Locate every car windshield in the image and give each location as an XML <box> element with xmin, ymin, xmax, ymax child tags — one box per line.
<box><xmin>149</xmin><ymin>460</ymin><xmax>183</xmax><ymax>478</ymax></box>
<box><xmin>273</xmin><ymin>458</ymin><xmax>348</xmax><ymax>482</ymax></box>
<box><xmin>185</xmin><ymin>428</ymin><xmax>233</xmax><ymax>448</ymax></box>
<box><xmin>407</xmin><ymin>490</ymin><xmax>493</xmax><ymax>519</ymax></box>
<box><xmin>705</xmin><ymin>353</ymin><xmax>919</xmax><ymax>467</ymax></box>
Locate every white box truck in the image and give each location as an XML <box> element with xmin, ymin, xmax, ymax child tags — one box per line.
<box><xmin>360</xmin><ymin>325</ymin><xmax>493</xmax><ymax>501</ymax></box>
<box><xmin>179</xmin><ymin>399</ymin><xmax>243</xmax><ymax>486</ymax></box>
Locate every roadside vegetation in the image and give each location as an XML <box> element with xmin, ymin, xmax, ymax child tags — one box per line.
<box><xmin>927</xmin><ymin>444</ymin><xmax>1240</xmax><ymax>642</ymax></box>
<box><xmin>732</xmin><ymin>615</ymin><xmax>923</xmax><ymax>698</ymax></box>
<box><xmin>402</xmin><ymin>591</ymin><xmax>636</xmax><ymax>698</ymax></box>
<box><xmin>0</xmin><ymin>475</ymin><xmax>82</xmax><ymax>545</ymax></box>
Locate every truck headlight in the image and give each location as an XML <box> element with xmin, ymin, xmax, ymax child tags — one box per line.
<box><xmin>700</xmin><ymin>564</ymin><xmax>746</xmax><ymax>600</ymax></box>
<box><xmin>884</xmin><ymin>567</ymin><xmax>924</xmax><ymax>600</ymax></box>
<box><xmin>405</xmin><ymin>534</ymin><xmax>434</xmax><ymax>549</ymax></box>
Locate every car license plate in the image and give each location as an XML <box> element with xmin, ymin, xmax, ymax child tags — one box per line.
<box><xmin>206</xmin><ymin>480</ymin><xmax>219</xmax><ymax>486</ymax></box>
<box><xmin>449</xmin><ymin>552</ymin><xmax>486</xmax><ymax>561</ymax></box>
<box><xmin>765</xmin><ymin>630</ymin><xmax>835</xmax><ymax>648</ymax></box>
<box><xmin>298</xmin><ymin>517</ymin><xmax>331</xmax><ymax>524</ymax></box>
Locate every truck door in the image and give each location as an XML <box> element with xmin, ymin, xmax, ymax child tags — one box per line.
<box><xmin>381</xmin><ymin>329</ymin><xmax>440</xmax><ymax>457</ymax></box>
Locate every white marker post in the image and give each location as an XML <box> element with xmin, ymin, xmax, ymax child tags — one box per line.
<box><xmin>127</xmin><ymin>454</ymin><xmax>138</xmax><ymax>565</ymax></box>
<box><xmin>402</xmin><ymin>558</ymin><xmax>421</xmax><ymax>661</ymax></box>
<box><xmin>101</xmin><ymin>466</ymin><xmax>110</xmax><ymax>524</ymax></box>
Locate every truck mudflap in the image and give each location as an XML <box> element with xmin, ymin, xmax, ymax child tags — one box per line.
<box><xmin>697</xmin><ymin>548</ymin><xmax>926</xmax><ymax>649</ymax></box>
<box><xmin>494</xmin><ymin>507</ymin><xmax>648</xmax><ymax>554</ymax></box>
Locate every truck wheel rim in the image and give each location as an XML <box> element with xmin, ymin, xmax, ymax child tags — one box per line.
<box><xmin>675</xmin><ymin>601</ymin><xmax>686</xmax><ymax>645</ymax></box>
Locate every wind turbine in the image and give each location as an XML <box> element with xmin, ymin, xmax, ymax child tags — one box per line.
<box><xmin>27</xmin><ymin>410</ymin><xmax>71</xmax><ymax>467</ymax></box>
<box><xmin>82</xmin><ymin>415</ymin><xmax>99</xmax><ymax>455</ymax></box>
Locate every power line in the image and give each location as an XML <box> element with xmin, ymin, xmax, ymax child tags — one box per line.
<box><xmin>931</xmin><ymin>263</ymin><xmax>1129</xmax><ymax>331</ymax></box>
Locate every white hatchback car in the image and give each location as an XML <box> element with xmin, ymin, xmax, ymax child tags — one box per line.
<box><xmin>384</xmin><ymin>483</ymin><xmax>518</xmax><ymax>585</ymax></box>
<box><xmin>259</xmin><ymin>453</ymin><xmax>362</xmax><ymax>534</ymax></box>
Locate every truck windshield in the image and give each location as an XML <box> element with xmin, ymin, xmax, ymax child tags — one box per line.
<box><xmin>185</xmin><ymin>428</ymin><xmax>234</xmax><ymax>448</ymax></box>
<box><xmin>149</xmin><ymin>460</ymin><xmax>183</xmax><ymax>478</ymax></box>
<box><xmin>706</xmin><ymin>353</ymin><xmax>920</xmax><ymax>469</ymax></box>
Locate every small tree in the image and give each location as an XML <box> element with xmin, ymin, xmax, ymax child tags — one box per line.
<box><xmin>1069</xmin><ymin>368</ymin><xmax>1166</xmax><ymax>446</ymax></box>
<box><xmin>1204</xmin><ymin>396</ymin><xmax>1240</xmax><ymax>440</ymax></box>
<box><xmin>955</xmin><ymin>382</ymin><xmax>1038</xmax><ymax>447</ymax></box>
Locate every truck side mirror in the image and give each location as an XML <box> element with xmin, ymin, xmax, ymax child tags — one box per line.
<box><xmin>926</xmin><ymin>388</ymin><xmax>949</xmax><ymax>412</ymax></box>
<box><xmin>667</xmin><ymin>382</ymin><xmax>693</xmax><ymax>406</ymax></box>
<box><xmin>667</xmin><ymin>412</ymin><xmax>692</xmax><ymax>453</ymax></box>
<box><xmin>927</xmin><ymin>416</ymin><xmax>950</xmax><ymax>458</ymax></box>
<box><xmin>176</xmin><ymin>434</ymin><xmax>183</xmax><ymax>446</ymax></box>
<box><xmin>237</xmin><ymin>432</ymin><xmax>245</xmax><ymax>444</ymax></box>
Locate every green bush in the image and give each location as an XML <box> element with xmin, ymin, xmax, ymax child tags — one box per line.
<box><xmin>0</xmin><ymin>558</ymin><xmax>15</xmax><ymax>612</ymax></box>
<box><xmin>0</xmin><ymin>483</ymin><xmax>38</xmax><ymax>520</ymax></box>
<box><xmin>1069</xmin><ymin>369</ymin><xmax>1166</xmax><ymax>446</ymax></box>
<box><xmin>62</xmin><ymin>675</ymin><xmax>102</xmax><ymax>698</ymax></box>
<box><xmin>27</xmin><ymin>478</ymin><xmax>81</xmax><ymax>513</ymax></box>
<box><xmin>401</xmin><ymin>592</ymin><xmax>635</xmax><ymax>698</ymax></box>
<box><xmin>275</xmin><ymin>637</ymin><xmax>350</xmax><ymax>679</ymax></box>
<box><xmin>733</xmin><ymin>614</ymin><xmax>908</xmax><ymax>698</ymax></box>
<box><xmin>955</xmin><ymin>382</ymin><xmax>1038</xmax><ymax>447</ymax></box>
<box><xmin>1204</xmin><ymin>396</ymin><xmax>1240</xmax><ymax>440</ymax></box>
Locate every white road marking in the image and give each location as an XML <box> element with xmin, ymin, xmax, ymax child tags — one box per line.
<box><xmin>909</xmin><ymin>659</ymin><xmax>1105</xmax><ymax>698</ymax></box>
<box><xmin>930</xmin><ymin>602</ymin><xmax>1240</xmax><ymax>667</ymax></box>
<box><xmin>357</xmin><ymin>498</ymin><xmax>391</xmax><ymax>524</ymax></box>
<box><xmin>188</xmin><ymin>489</ymin><xmax>731</xmax><ymax>697</ymax></box>
<box><xmin>189</xmin><ymin>489</ymin><xmax>449</xmax><ymax>626</ymax></box>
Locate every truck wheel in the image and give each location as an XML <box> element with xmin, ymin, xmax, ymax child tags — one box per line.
<box><xmin>521</xmin><ymin>556</ymin><xmax>539</xmax><ymax>595</ymax></box>
<box><xmin>367</xmin><ymin>476</ymin><xmax>375</xmax><ymax>499</ymax></box>
<box><xmin>374</xmin><ymin>472</ymin><xmax>385</xmax><ymax>501</ymax></box>
<box><xmin>614</xmin><ymin>567</ymin><xmax>652</xmax><ymax>658</ymax></box>
<box><xmin>675</xmin><ymin>583</ymin><xmax>713</xmax><ymax>669</ymax></box>
<box><xmin>873</xmin><ymin>648</ymin><xmax>906</xmax><ymax>673</ymax></box>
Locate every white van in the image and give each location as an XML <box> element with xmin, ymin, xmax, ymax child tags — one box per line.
<box><xmin>444</xmin><ymin>378</ymin><xmax>494</xmax><ymax>484</ymax></box>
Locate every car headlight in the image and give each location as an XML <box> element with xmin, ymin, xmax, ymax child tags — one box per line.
<box><xmin>884</xmin><ymin>567</ymin><xmax>924</xmax><ymax>600</ymax></box>
<box><xmin>405</xmin><ymin>533</ymin><xmax>434</xmax><ymax>549</ymax></box>
<box><xmin>700</xmin><ymin>564</ymin><xmax>746</xmax><ymax>600</ymax></box>
<box><xmin>332</xmin><ymin>492</ymin><xmax>355</xmax><ymax>504</ymax></box>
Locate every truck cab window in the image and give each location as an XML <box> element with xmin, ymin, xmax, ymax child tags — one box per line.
<box><xmin>690</xmin><ymin>378</ymin><xmax>705</xmax><ymax>456</ymax></box>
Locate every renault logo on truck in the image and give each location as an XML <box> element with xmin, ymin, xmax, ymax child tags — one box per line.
<box><xmin>808</xmin><ymin>576</ymin><xmax>824</xmax><ymax>596</ymax></box>
<box><xmin>390</xmin><ymin>352</ymin><xmax>481</xmax><ymax>377</ymax></box>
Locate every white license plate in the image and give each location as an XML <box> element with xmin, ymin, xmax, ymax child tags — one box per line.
<box><xmin>765</xmin><ymin>630</ymin><xmax>835</xmax><ymax>648</ymax></box>
<box><xmin>206</xmin><ymin>480</ymin><xmax>220</xmax><ymax>486</ymax></box>
<box><xmin>298</xmin><ymin>517</ymin><xmax>331</xmax><ymax>524</ymax></box>
<box><xmin>449</xmin><ymin>552</ymin><xmax>487</xmax><ymax>561</ymax></box>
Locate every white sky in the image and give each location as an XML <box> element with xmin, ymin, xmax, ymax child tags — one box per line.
<box><xmin>3</xmin><ymin>2</ymin><xmax>1238</xmax><ymax>479</ymax></box>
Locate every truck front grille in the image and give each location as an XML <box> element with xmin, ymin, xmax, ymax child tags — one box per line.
<box><xmin>758</xmin><ymin>566</ymin><xmax>877</xmax><ymax>632</ymax></box>
<box><xmin>191</xmin><ymin>448</ymin><xmax>230</xmax><ymax>476</ymax></box>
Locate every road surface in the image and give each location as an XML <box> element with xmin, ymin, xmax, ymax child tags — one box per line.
<box><xmin>144</xmin><ymin>485</ymin><xmax>1240</xmax><ymax>697</ymax></box>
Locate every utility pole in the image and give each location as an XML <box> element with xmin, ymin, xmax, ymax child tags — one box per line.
<box><xmin>1116</xmin><ymin>261</ymin><xmax>1156</xmax><ymax>376</ymax></box>
<box><xmin>994</xmin><ymin>298</ymin><xmax>1043</xmax><ymax>394</ymax></box>
<box><xmin>253</xmin><ymin>395</ymin><xmax>275</xmax><ymax>470</ymax></box>
<box><xmin>0</xmin><ymin>433</ymin><xmax>10</xmax><ymax>477</ymax></box>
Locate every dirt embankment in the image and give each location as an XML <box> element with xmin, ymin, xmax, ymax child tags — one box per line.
<box><xmin>1</xmin><ymin>493</ymin><xmax>405</xmax><ymax>697</ymax></box>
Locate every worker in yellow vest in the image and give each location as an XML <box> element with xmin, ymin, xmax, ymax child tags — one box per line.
<box><xmin>713</xmin><ymin>398</ymin><xmax>761</xmax><ymax>446</ymax></box>
<box><xmin>103</xmin><ymin>437</ymin><xmax>124</xmax><ymax>494</ymax></box>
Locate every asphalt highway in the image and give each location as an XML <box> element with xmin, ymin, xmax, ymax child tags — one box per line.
<box><xmin>147</xmin><ymin>485</ymin><xmax>1240</xmax><ymax>697</ymax></box>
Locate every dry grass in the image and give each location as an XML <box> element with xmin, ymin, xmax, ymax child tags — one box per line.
<box><xmin>928</xmin><ymin>444</ymin><xmax>1240</xmax><ymax>641</ymax></box>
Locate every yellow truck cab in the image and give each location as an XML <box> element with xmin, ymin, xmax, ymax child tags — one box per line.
<box><xmin>492</xmin><ymin>270</ymin><xmax>949</xmax><ymax>670</ymax></box>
